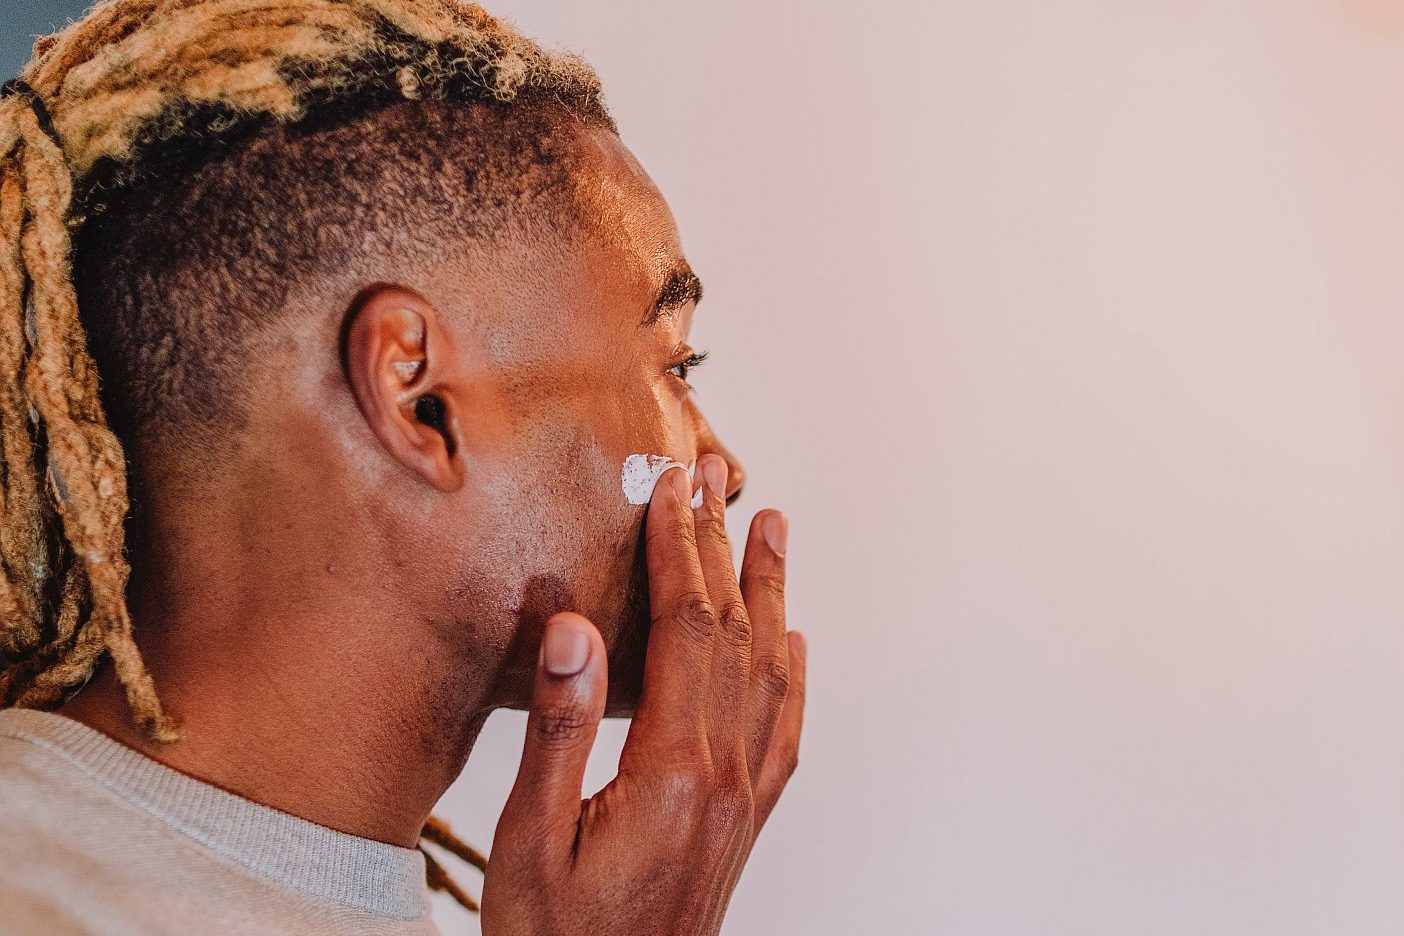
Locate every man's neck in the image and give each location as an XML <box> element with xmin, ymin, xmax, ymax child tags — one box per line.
<box><xmin>57</xmin><ymin>587</ymin><xmax>493</xmax><ymax>849</ymax></box>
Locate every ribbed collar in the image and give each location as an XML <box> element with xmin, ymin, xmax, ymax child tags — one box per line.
<box><xmin>0</xmin><ymin>708</ymin><xmax>430</xmax><ymax>920</ymax></box>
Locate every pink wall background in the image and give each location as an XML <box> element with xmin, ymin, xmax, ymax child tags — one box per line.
<box><xmin>433</xmin><ymin>2</ymin><xmax>1404</xmax><ymax>933</ymax></box>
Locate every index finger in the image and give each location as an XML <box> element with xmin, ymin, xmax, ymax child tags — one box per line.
<box><xmin>627</xmin><ymin>462</ymin><xmax>716</xmax><ymax>744</ymax></box>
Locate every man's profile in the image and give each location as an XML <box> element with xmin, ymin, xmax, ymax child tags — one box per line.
<box><xmin>0</xmin><ymin>2</ymin><xmax>807</xmax><ymax>933</ymax></box>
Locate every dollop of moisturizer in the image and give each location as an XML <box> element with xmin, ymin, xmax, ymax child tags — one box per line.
<box><xmin>621</xmin><ymin>454</ymin><xmax>702</xmax><ymax>507</ymax></box>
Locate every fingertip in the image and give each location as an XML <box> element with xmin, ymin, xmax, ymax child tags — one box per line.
<box><xmin>542</xmin><ymin>613</ymin><xmax>598</xmax><ymax>677</ymax></box>
<box><xmin>698</xmin><ymin>453</ymin><xmax>728</xmax><ymax>500</ymax></box>
<box><xmin>746</xmin><ymin>509</ymin><xmax>788</xmax><ymax>556</ymax></box>
<box><xmin>763</xmin><ymin>511</ymin><xmax>788</xmax><ymax>556</ymax></box>
<box><xmin>789</xmin><ymin>630</ymin><xmax>807</xmax><ymax>661</ymax></box>
<box><xmin>666</xmin><ymin>462</ymin><xmax>693</xmax><ymax>502</ymax></box>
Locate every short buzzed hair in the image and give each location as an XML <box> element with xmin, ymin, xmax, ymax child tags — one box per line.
<box><xmin>76</xmin><ymin>89</ymin><xmax>613</xmax><ymax>457</ymax></box>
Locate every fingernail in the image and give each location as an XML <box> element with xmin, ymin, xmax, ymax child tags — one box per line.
<box><xmin>543</xmin><ymin>619</ymin><xmax>591</xmax><ymax>676</ymax></box>
<box><xmin>669</xmin><ymin>463</ymin><xmax>692</xmax><ymax>502</ymax></box>
<box><xmin>792</xmin><ymin>631</ymin><xmax>808</xmax><ymax>659</ymax></box>
<box><xmin>701</xmin><ymin>456</ymin><xmax>726</xmax><ymax>498</ymax></box>
<box><xmin>763</xmin><ymin>511</ymin><xmax>788</xmax><ymax>555</ymax></box>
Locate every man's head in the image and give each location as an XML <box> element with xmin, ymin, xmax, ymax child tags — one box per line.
<box><xmin>0</xmin><ymin>0</ymin><xmax>743</xmax><ymax>741</ymax></box>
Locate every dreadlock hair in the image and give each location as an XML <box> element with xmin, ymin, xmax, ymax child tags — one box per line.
<box><xmin>0</xmin><ymin>0</ymin><xmax>616</xmax><ymax>914</ymax></box>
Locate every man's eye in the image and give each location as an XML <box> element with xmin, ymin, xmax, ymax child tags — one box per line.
<box><xmin>668</xmin><ymin>349</ymin><xmax>710</xmax><ymax>388</ymax></box>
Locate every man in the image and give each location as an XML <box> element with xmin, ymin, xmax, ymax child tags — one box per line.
<box><xmin>0</xmin><ymin>1</ymin><xmax>806</xmax><ymax>933</ymax></box>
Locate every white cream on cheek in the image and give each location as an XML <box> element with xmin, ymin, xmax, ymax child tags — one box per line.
<box><xmin>621</xmin><ymin>454</ymin><xmax>703</xmax><ymax>508</ymax></box>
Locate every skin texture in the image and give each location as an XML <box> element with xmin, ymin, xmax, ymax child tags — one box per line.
<box><xmin>55</xmin><ymin>123</ymin><xmax>806</xmax><ymax>929</ymax></box>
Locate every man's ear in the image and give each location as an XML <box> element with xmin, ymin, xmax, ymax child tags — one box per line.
<box><xmin>343</xmin><ymin>284</ymin><xmax>467</xmax><ymax>493</ymax></box>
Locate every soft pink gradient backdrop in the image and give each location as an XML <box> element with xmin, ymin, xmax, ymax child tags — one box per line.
<box><xmin>430</xmin><ymin>2</ymin><xmax>1404</xmax><ymax>933</ymax></box>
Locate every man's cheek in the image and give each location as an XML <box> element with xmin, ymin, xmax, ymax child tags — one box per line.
<box><xmin>553</xmin><ymin>466</ymin><xmax>647</xmax><ymax>640</ymax></box>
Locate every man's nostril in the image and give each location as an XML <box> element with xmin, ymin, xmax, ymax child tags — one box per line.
<box><xmin>725</xmin><ymin>464</ymin><xmax>745</xmax><ymax>503</ymax></box>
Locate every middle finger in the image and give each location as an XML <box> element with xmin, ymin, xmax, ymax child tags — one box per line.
<box><xmin>691</xmin><ymin>454</ymin><xmax>752</xmax><ymax>748</ymax></box>
<box><xmin>629</xmin><ymin>461</ymin><xmax>716</xmax><ymax>745</ymax></box>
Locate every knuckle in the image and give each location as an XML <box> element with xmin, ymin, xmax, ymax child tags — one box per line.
<box><xmin>664</xmin><ymin>591</ymin><xmax>717</xmax><ymax>643</ymax></box>
<box><xmin>646</xmin><ymin>511</ymin><xmax>698</xmax><ymax>551</ymax></box>
<box><xmin>704</xmin><ymin>775</ymin><xmax>755</xmax><ymax>829</ymax></box>
<box><xmin>699</xmin><ymin>513</ymin><xmax>732</xmax><ymax>552</ymax></box>
<box><xmin>708</xmin><ymin>496</ymin><xmax>731</xmax><ymax>523</ymax></box>
<box><xmin>745</xmin><ymin>566</ymin><xmax>787</xmax><ymax>603</ymax></box>
<box><xmin>716</xmin><ymin>600</ymin><xmax>752</xmax><ymax>645</ymax></box>
<box><xmin>656</xmin><ymin>760</ymin><xmax>716</xmax><ymax>812</ymax></box>
<box><xmin>757</xmin><ymin>656</ymin><xmax>791</xmax><ymax>704</ymax></box>
<box><xmin>534</xmin><ymin>696</ymin><xmax>590</xmax><ymax>746</ymax></box>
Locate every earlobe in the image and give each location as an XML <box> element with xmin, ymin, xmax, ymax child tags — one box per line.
<box><xmin>342</xmin><ymin>284</ymin><xmax>467</xmax><ymax>493</ymax></box>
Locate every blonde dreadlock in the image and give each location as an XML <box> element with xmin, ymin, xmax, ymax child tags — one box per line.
<box><xmin>0</xmin><ymin>0</ymin><xmax>611</xmax><ymax>913</ymax></box>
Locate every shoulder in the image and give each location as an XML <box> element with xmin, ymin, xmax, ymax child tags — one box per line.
<box><xmin>0</xmin><ymin>735</ymin><xmax>129</xmax><ymax>935</ymax></box>
<box><xmin>0</xmin><ymin>730</ymin><xmax>213</xmax><ymax>934</ymax></box>
<box><xmin>0</xmin><ymin>879</ymin><xmax>100</xmax><ymax>936</ymax></box>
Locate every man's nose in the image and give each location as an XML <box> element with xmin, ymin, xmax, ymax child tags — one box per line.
<box><xmin>688</xmin><ymin>400</ymin><xmax>745</xmax><ymax>504</ymax></box>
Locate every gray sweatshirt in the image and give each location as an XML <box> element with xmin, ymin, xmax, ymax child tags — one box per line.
<box><xmin>0</xmin><ymin>708</ymin><xmax>443</xmax><ymax>935</ymax></box>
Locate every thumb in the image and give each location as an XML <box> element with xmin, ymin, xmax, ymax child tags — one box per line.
<box><xmin>498</xmin><ymin>612</ymin><xmax>607</xmax><ymax>847</ymax></box>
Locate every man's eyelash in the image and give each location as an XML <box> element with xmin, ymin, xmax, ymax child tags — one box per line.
<box><xmin>668</xmin><ymin>349</ymin><xmax>710</xmax><ymax>387</ymax></box>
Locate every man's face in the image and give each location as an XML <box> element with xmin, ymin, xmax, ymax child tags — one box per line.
<box><xmin>427</xmin><ymin>127</ymin><xmax>743</xmax><ymax>716</ymax></box>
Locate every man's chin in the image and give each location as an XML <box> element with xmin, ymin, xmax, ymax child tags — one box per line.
<box><xmin>496</xmin><ymin>543</ymin><xmax>652</xmax><ymax>717</ymax></box>
<box><xmin>599</xmin><ymin>612</ymin><xmax>649</xmax><ymax>718</ymax></box>
<box><xmin>598</xmin><ymin>551</ymin><xmax>652</xmax><ymax>717</ymax></box>
<box><xmin>602</xmin><ymin>698</ymin><xmax>640</xmax><ymax>719</ymax></box>
<box><xmin>495</xmin><ymin>670</ymin><xmax>642</xmax><ymax>719</ymax></box>
<box><xmin>493</xmin><ymin>606</ymin><xmax>650</xmax><ymax>718</ymax></box>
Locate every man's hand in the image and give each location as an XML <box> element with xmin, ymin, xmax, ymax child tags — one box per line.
<box><xmin>480</xmin><ymin>454</ymin><xmax>807</xmax><ymax>936</ymax></box>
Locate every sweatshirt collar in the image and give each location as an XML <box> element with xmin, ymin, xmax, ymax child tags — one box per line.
<box><xmin>0</xmin><ymin>707</ymin><xmax>430</xmax><ymax>919</ymax></box>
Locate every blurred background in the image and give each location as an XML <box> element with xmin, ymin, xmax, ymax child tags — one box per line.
<box><xmin>7</xmin><ymin>1</ymin><xmax>1404</xmax><ymax>933</ymax></box>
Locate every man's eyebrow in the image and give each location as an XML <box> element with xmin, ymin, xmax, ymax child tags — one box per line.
<box><xmin>641</xmin><ymin>267</ymin><xmax>703</xmax><ymax>326</ymax></box>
